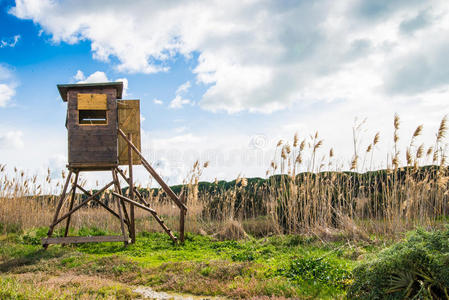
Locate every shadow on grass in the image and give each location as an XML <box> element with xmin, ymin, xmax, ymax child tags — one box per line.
<box><xmin>0</xmin><ymin>248</ymin><xmax>65</xmax><ymax>273</ymax></box>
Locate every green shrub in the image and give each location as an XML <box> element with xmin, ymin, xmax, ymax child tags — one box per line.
<box><xmin>277</xmin><ymin>256</ymin><xmax>351</xmax><ymax>289</ymax></box>
<box><xmin>20</xmin><ymin>227</ymin><xmax>48</xmax><ymax>245</ymax></box>
<box><xmin>347</xmin><ymin>227</ymin><xmax>449</xmax><ymax>299</ymax></box>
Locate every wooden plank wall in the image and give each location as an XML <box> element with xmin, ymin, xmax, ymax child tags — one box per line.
<box><xmin>117</xmin><ymin>100</ymin><xmax>141</xmax><ymax>165</ymax></box>
<box><xmin>77</xmin><ymin>94</ymin><xmax>107</xmax><ymax>110</ymax></box>
<box><xmin>67</xmin><ymin>88</ymin><xmax>118</xmax><ymax>165</ymax></box>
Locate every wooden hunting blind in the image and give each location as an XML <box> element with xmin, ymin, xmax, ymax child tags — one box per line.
<box><xmin>42</xmin><ymin>82</ymin><xmax>186</xmax><ymax>247</ymax></box>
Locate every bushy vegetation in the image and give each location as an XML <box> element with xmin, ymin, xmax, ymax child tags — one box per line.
<box><xmin>277</xmin><ymin>256</ymin><xmax>352</xmax><ymax>290</ymax></box>
<box><xmin>348</xmin><ymin>227</ymin><xmax>449</xmax><ymax>299</ymax></box>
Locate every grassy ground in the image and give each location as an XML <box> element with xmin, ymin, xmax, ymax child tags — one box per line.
<box><xmin>0</xmin><ymin>227</ymin><xmax>383</xmax><ymax>299</ymax></box>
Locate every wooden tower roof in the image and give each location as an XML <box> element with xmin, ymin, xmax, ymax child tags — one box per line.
<box><xmin>57</xmin><ymin>82</ymin><xmax>124</xmax><ymax>102</ymax></box>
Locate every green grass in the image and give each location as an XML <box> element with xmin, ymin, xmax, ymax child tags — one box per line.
<box><xmin>0</xmin><ymin>228</ymin><xmax>380</xmax><ymax>299</ymax></box>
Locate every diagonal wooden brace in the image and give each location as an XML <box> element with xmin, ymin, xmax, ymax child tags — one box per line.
<box><xmin>112</xmin><ymin>192</ymin><xmax>156</xmax><ymax>214</ymax></box>
<box><xmin>76</xmin><ymin>184</ymin><xmax>129</xmax><ymax>225</ymax></box>
<box><xmin>118</xmin><ymin>128</ymin><xmax>187</xmax><ymax>211</ymax></box>
<box><xmin>111</xmin><ymin>192</ymin><xmax>178</xmax><ymax>243</ymax></box>
<box><xmin>51</xmin><ymin>181</ymin><xmax>115</xmax><ymax>228</ymax></box>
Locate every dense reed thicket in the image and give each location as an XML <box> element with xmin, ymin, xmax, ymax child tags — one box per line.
<box><xmin>0</xmin><ymin>115</ymin><xmax>448</xmax><ymax>240</ymax></box>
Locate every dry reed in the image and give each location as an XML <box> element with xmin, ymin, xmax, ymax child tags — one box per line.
<box><xmin>0</xmin><ymin>115</ymin><xmax>448</xmax><ymax>240</ymax></box>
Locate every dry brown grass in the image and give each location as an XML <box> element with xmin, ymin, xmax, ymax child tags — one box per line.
<box><xmin>0</xmin><ymin>114</ymin><xmax>448</xmax><ymax>240</ymax></box>
<box><xmin>1</xmin><ymin>272</ymin><xmax>137</xmax><ymax>299</ymax></box>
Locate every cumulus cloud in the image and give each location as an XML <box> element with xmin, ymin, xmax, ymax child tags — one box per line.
<box><xmin>352</xmin><ymin>0</ymin><xmax>422</xmax><ymax>20</ymax></box>
<box><xmin>169</xmin><ymin>95</ymin><xmax>191</xmax><ymax>109</ymax></box>
<box><xmin>73</xmin><ymin>70</ymin><xmax>129</xmax><ymax>97</ymax></box>
<box><xmin>0</xmin><ymin>65</ymin><xmax>16</xmax><ymax>107</ymax></box>
<box><xmin>0</xmin><ymin>35</ymin><xmax>20</xmax><ymax>48</ymax></box>
<box><xmin>399</xmin><ymin>10</ymin><xmax>434</xmax><ymax>35</ymax></box>
<box><xmin>73</xmin><ymin>69</ymin><xmax>85</xmax><ymax>81</ymax></box>
<box><xmin>384</xmin><ymin>41</ymin><xmax>449</xmax><ymax>95</ymax></box>
<box><xmin>75</xmin><ymin>70</ymin><xmax>108</xmax><ymax>83</ymax></box>
<box><xmin>169</xmin><ymin>80</ymin><xmax>192</xmax><ymax>109</ymax></box>
<box><xmin>9</xmin><ymin>0</ymin><xmax>449</xmax><ymax>115</ymax></box>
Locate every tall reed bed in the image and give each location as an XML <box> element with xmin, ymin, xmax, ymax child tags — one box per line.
<box><xmin>0</xmin><ymin>115</ymin><xmax>448</xmax><ymax>240</ymax></box>
<box><xmin>194</xmin><ymin>115</ymin><xmax>449</xmax><ymax>238</ymax></box>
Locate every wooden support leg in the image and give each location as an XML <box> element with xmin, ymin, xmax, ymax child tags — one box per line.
<box><xmin>117</xmin><ymin>131</ymin><xmax>189</xmax><ymax>244</ymax></box>
<box><xmin>64</xmin><ymin>171</ymin><xmax>79</xmax><ymax>239</ymax></box>
<box><xmin>113</xmin><ymin>169</ymin><xmax>128</xmax><ymax>246</ymax></box>
<box><xmin>113</xmin><ymin>169</ymin><xmax>132</xmax><ymax>235</ymax></box>
<box><xmin>45</xmin><ymin>170</ymin><xmax>73</xmax><ymax>248</ymax></box>
<box><xmin>112</xmin><ymin>192</ymin><xmax>178</xmax><ymax>244</ymax></box>
<box><xmin>128</xmin><ymin>133</ymin><xmax>136</xmax><ymax>243</ymax></box>
<box><xmin>179</xmin><ymin>191</ymin><xmax>186</xmax><ymax>244</ymax></box>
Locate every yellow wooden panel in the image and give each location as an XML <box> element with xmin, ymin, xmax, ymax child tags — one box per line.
<box><xmin>78</xmin><ymin>94</ymin><xmax>107</xmax><ymax>110</ymax></box>
<box><xmin>118</xmin><ymin>100</ymin><xmax>141</xmax><ymax>165</ymax></box>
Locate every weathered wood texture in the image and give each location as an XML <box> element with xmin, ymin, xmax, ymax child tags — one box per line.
<box><xmin>77</xmin><ymin>94</ymin><xmax>107</xmax><ymax>110</ymax></box>
<box><xmin>117</xmin><ymin>100</ymin><xmax>141</xmax><ymax>165</ymax></box>
<box><xmin>58</xmin><ymin>82</ymin><xmax>123</xmax><ymax>102</ymax></box>
<box><xmin>68</xmin><ymin>162</ymin><xmax>118</xmax><ymax>171</ymax></box>
<box><xmin>42</xmin><ymin>235</ymin><xmax>128</xmax><ymax>245</ymax></box>
<box><xmin>47</xmin><ymin>82</ymin><xmax>184</xmax><ymax>247</ymax></box>
<box><xmin>45</xmin><ymin>170</ymin><xmax>73</xmax><ymax>249</ymax></box>
<box><xmin>67</xmin><ymin>88</ymin><xmax>118</xmax><ymax>166</ymax></box>
<box><xmin>112</xmin><ymin>192</ymin><xmax>156</xmax><ymax>213</ymax></box>
<box><xmin>112</xmin><ymin>169</ymin><xmax>128</xmax><ymax>245</ymax></box>
<box><xmin>179</xmin><ymin>192</ymin><xmax>186</xmax><ymax>243</ymax></box>
<box><xmin>127</xmin><ymin>133</ymin><xmax>136</xmax><ymax>243</ymax></box>
<box><xmin>64</xmin><ymin>172</ymin><xmax>79</xmax><ymax>238</ymax></box>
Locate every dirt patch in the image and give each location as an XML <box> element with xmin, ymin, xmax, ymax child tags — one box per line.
<box><xmin>134</xmin><ymin>286</ymin><xmax>226</xmax><ymax>299</ymax></box>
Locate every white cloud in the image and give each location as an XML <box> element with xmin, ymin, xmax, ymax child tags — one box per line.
<box><xmin>168</xmin><ymin>81</ymin><xmax>193</xmax><ymax>109</ymax></box>
<box><xmin>0</xmin><ymin>84</ymin><xmax>15</xmax><ymax>107</ymax></box>
<box><xmin>0</xmin><ymin>130</ymin><xmax>24</xmax><ymax>149</ymax></box>
<box><xmin>73</xmin><ymin>69</ymin><xmax>85</xmax><ymax>81</ymax></box>
<box><xmin>0</xmin><ymin>65</ymin><xmax>13</xmax><ymax>81</ymax></box>
<box><xmin>0</xmin><ymin>65</ymin><xmax>16</xmax><ymax>107</ymax></box>
<box><xmin>116</xmin><ymin>77</ymin><xmax>128</xmax><ymax>97</ymax></box>
<box><xmin>0</xmin><ymin>35</ymin><xmax>20</xmax><ymax>48</ymax></box>
<box><xmin>5</xmin><ymin>1</ymin><xmax>449</xmax><ymax>186</ymax></box>
<box><xmin>11</xmin><ymin>0</ymin><xmax>449</xmax><ymax>114</ymax></box>
<box><xmin>74</xmin><ymin>70</ymin><xmax>129</xmax><ymax>97</ymax></box>
<box><xmin>169</xmin><ymin>95</ymin><xmax>191</xmax><ymax>109</ymax></box>
<box><xmin>176</xmin><ymin>81</ymin><xmax>191</xmax><ymax>95</ymax></box>
<box><xmin>76</xmin><ymin>71</ymin><xmax>108</xmax><ymax>83</ymax></box>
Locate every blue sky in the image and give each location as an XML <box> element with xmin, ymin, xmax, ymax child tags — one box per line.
<box><xmin>1</xmin><ymin>0</ymin><xmax>448</xmax><ymax>187</ymax></box>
